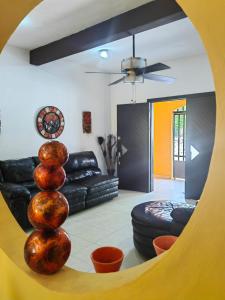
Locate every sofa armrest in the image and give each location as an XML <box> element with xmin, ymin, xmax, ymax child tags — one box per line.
<box><xmin>1</xmin><ymin>183</ymin><xmax>30</xmax><ymax>201</ymax></box>
<box><xmin>171</xmin><ymin>207</ymin><xmax>195</xmax><ymax>225</ymax></box>
<box><xmin>1</xmin><ymin>183</ymin><xmax>31</xmax><ymax>230</ymax></box>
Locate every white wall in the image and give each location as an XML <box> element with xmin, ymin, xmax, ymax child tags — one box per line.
<box><xmin>0</xmin><ymin>46</ymin><xmax>110</xmax><ymax>171</ymax></box>
<box><xmin>109</xmin><ymin>54</ymin><xmax>215</xmax><ymax>133</ymax></box>
<box><xmin>72</xmin><ymin>67</ymin><xmax>111</xmax><ymax>171</ymax></box>
<box><xmin>0</xmin><ymin>46</ymin><xmax>215</xmax><ymax>173</ymax></box>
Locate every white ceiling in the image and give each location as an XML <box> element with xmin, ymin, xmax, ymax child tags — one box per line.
<box><xmin>45</xmin><ymin>18</ymin><xmax>206</xmax><ymax>73</ymax></box>
<box><xmin>7</xmin><ymin>0</ymin><xmax>207</xmax><ymax>74</ymax></box>
<box><xmin>8</xmin><ymin>0</ymin><xmax>153</xmax><ymax>49</ymax></box>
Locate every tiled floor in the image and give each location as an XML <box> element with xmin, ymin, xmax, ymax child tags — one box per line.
<box><xmin>64</xmin><ymin>178</ymin><xmax>185</xmax><ymax>272</ymax></box>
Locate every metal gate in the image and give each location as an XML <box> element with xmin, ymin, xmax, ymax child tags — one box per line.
<box><xmin>173</xmin><ymin>107</ymin><xmax>186</xmax><ymax>179</ymax></box>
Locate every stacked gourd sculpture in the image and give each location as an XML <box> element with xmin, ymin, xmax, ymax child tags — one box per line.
<box><xmin>24</xmin><ymin>141</ymin><xmax>71</xmax><ymax>275</ymax></box>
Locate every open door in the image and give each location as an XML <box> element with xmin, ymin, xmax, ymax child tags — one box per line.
<box><xmin>117</xmin><ymin>103</ymin><xmax>153</xmax><ymax>193</ymax></box>
<box><xmin>185</xmin><ymin>92</ymin><xmax>216</xmax><ymax>200</ymax></box>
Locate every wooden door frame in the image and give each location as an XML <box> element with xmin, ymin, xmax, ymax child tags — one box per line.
<box><xmin>147</xmin><ymin>91</ymin><xmax>215</xmax><ymax>103</ymax></box>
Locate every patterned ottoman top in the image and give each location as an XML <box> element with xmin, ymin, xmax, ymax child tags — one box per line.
<box><xmin>144</xmin><ymin>201</ymin><xmax>196</xmax><ymax>222</ymax></box>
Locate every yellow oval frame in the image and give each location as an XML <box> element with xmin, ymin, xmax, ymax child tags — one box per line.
<box><xmin>1</xmin><ymin>0</ymin><xmax>225</xmax><ymax>299</ymax></box>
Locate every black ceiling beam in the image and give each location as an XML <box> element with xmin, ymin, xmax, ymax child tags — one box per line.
<box><xmin>30</xmin><ymin>0</ymin><xmax>186</xmax><ymax>65</ymax></box>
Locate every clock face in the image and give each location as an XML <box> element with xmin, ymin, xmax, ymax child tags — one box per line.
<box><xmin>36</xmin><ymin>106</ymin><xmax>65</xmax><ymax>139</ymax></box>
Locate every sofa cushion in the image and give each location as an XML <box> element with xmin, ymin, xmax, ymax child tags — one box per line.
<box><xmin>0</xmin><ymin>158</ymin><xmax>35</xmax><ymax>183</ymax></box>
<box><xmin>60</xmin><ymin>183</ymin><xmax>87</xmax><ymax>195</ymax></box>
<box><xmin>22</xmin><ymin>181</ymin><xmax>37</xmax><ymax>190</ymax></box>
<box><xmin>64</xmin><ymin>151</ymin><xmax>98</xmax><ymax>174</ymax></box>
<box><xmin>87</xmin><ymin>186</ymin><xmax>118</xmax><ymax>200</ymax></box>
<box><xmin>67</xmin><ymin>167</ymin><xmax>101</xmax><ymax>183</ymax></box>
<box><xmin>81</xmin><ymin>175</ymin><xmax>118</xmax><ymax>189</ymax></box>
<box><xmin>60</xmin><ymin>183</ymin><xmax>87</xmax><ymax>204</ymax></box>
<box><xmin>82</xmin><ymin>176</ymin><xmax>118</xmax><ymax>197</ymax></box>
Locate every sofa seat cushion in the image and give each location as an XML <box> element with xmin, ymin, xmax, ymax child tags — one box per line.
<box><xmin>60</xmin><ymin>183</ymin><xmax>87</xmax><ymax>198</ymax></box>
<box><xmin>30</xmin><ymin>183</ymin><xmax>87</xmax><ymax>200</ymax></box>
<box><xmin>81</xmin><ymin>175</ymin><xmax>119</xmax><ymax>196</ymax></box>
<box><xmin>87</xmin><ymin>186</ymin><xmax>118</xmax><ymax>201</ymax></box>
<box><xmin>0</xmin><ymin>158</ymin><xmax>35</xmax><ymax>183</ymax></box>
<box><xmin>60</xmin><ymin>183</ymin><xmax>87</xmax><ymax>204</ymax></box>
<box><xmin>64</xmin><ymin>152</ymin><xmax>98</xmax><ymax>174</ymax></box>
<box><xmin>60</xmin><ymin>183</ymin><xmax>87</xmax><ymax>215</ymax></box>
<box><xmin>66</xmin><ymin>167</ymin><xmax>101</xmax><ymax>183</ymax></box>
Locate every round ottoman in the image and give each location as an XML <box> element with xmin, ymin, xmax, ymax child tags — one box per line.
<box><xmin>131</xmin><ymin>201</ymin><xmax>176</xmax><ymax>258</ymax></box>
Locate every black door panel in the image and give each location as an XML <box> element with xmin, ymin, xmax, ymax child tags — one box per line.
<box><xmin>185</xmin><ymin>92</ymin><xmax>216</xmax><ymax>200</ymax></box>
<box><xmin>117</xmin><ymin>103</ymin><xmax>153</xmax><ymax>193</ymax></box>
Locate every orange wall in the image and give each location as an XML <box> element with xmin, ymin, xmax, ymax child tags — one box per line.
<box><xmin>154</xmin><ymin>99</ymin><xmax>186</xmax><ymax>178</ymax></box>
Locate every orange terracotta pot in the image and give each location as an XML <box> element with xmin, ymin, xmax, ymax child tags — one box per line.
<box><xmin>153</xmin><ymin>235</ymin><xmax>177</xmax><ymax>256</ymax></box>
<box><xmin>91</xmin><ymin>246</ymin><xmax>124</xmax><ymax>273</ymax></box>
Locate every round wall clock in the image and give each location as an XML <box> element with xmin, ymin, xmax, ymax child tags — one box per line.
<box><xmin>36</xmin><ymin>106</ymin><xmax>65</xmax><ymax>139</ymax></box>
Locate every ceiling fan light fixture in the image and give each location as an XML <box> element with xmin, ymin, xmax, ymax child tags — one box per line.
<box><xmin>89</xmin><ymin>34</ymin><xmax>175</xmax><ymax>86</ymax></box>
<box><xmin>121</xmin><ymin>57</ymin><xmax>147</xmax><ymax>72</ymax></box>
<box><xmin>99</xmin><ymin>49</ymin><xmax>109</xmax><ymax>59</ymax></box>
<box><xmin>124</xmin><ymin>73</ymin><xmax>144</xmax><ymax>84</ymax></box>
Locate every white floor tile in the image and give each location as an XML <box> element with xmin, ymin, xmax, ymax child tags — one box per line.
<box><xmin>64</xmin><ymin>178</ymin><xmax>185</xmax><ymax>272</ymax></box>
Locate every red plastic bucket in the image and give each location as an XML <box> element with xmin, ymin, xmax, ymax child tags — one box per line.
<box><xmin>91</xmin><ymin>246</ymin><xmax>124</xmax><ymax>273</ymax></box>
<box><xmin>153</xmin><ymin>235</ymin><xmax>177</xmax><ymax>256</ymax></box>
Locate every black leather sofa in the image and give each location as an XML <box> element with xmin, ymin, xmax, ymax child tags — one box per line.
<box><xmin>131</xmin><ymin>201</ymin><xmax>195</xmax><ymax>258</ymax></box>
<box><xmin>0</xmin><ymin>151</ymin><xmax>119</xmax><ymax>230</ymax></box>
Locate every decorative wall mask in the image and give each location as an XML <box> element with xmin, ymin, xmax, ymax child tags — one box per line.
<box><xmin>83</xmin><ymin>111</ymin><xmax>92</xmax><ymax>133</ymax></box>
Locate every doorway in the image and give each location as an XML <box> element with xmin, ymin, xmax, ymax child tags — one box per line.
<box><xmin>149</xmin><ymin>92</ymin><xmax>215</xmax><ymax>200</ymax></box>
<box><xmin>153</xmin><ymin>99</ymin><xmax>186</xmax><ymax>180</ymax></box>
<box><xmin>117</xmin><ymin>92</ymin><xmax>215</xmax><ymax>200</ymax></box>
<box><xmin>153</xmin><ymin>99</ymin><xmax>186</xmax><ymax>200</ymax></box>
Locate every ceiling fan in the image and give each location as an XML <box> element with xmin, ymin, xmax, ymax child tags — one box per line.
<box><xmin>86</xmin><ymin>35</ymin><xmax>175</xmax><ymax>86</ymax></box>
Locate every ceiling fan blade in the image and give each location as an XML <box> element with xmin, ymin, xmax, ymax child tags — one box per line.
<box><xmin>136</xmin><ymin>63</ymin><xmax>170</xmax><ymax>75</ymax></box>
<box><xmin>143</xmin><ymin>73</ymin><xmax>175</xmax><ymax>84</ymax></box>
<box><xmin>86</xmin><ymin>71</ymin><xmax>125</xmax><ymax>75</ymax></box>
<box><xmin>108</xmin><ymin>77</ymin><xmax>125</xmax><ymax>86</ymax></box>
